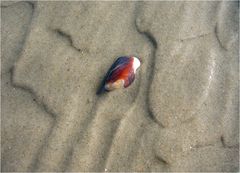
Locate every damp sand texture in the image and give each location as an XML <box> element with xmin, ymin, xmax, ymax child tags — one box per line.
<box><xmin>1</xmin><ymin>1</ymin><xmax>239</xmax><ymax>172</ymax></box>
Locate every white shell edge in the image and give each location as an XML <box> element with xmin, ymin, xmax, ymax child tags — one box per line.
<box><xmin>133</xmin><ymin>57</ymin><xmax>141</xmax><ymax>73</ymax></box>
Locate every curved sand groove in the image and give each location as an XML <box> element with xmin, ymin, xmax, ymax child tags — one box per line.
<box><xmin>137</xmin><ymin>1</ymin><xmax>238</xmax><ymax>128</ymax></box>
<box><xmin>215</xmin><ymin>1</ymin><xmax>239</xmax><ymax>51</ymax></box>
<box><xmin>2</xmin><ymin>1</ymin><xmax>239</xmax><ymax>172</ymax></box>
<box><xmin>134</xmin><ymin>15</ymin><xmax>164</xmax><ymax>127</ymax></box>
<box><xmin>99</xmin><ymin>4</ymin><xmax>168</xmax><ymax>171</ymax></box>
<box><xmin>1</xmin><ymin>2</ymin><xmax>54</xmax><ymax>172</ymax></box>
<box><xmin>137</xmin><ymin>1</ymin><xmax>239</xmax><ymax>171</ymax></box>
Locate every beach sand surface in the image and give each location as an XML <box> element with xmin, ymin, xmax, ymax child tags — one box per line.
<box><xmin>1</xmin><ymin>1</ymin><xmax>239</xmax><ymax>172</ymax></box>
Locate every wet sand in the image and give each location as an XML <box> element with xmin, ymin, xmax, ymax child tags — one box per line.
<box><xmin>1</xmin><ymin>1</ymin><xmax>239</xmax><ymax>172</ymax></box>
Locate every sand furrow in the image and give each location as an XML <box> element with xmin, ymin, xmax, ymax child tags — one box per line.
<box><xmin>1</xmin><ymin>2</ymin><xmax>54</xmax><ymax>171</ymax></box>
